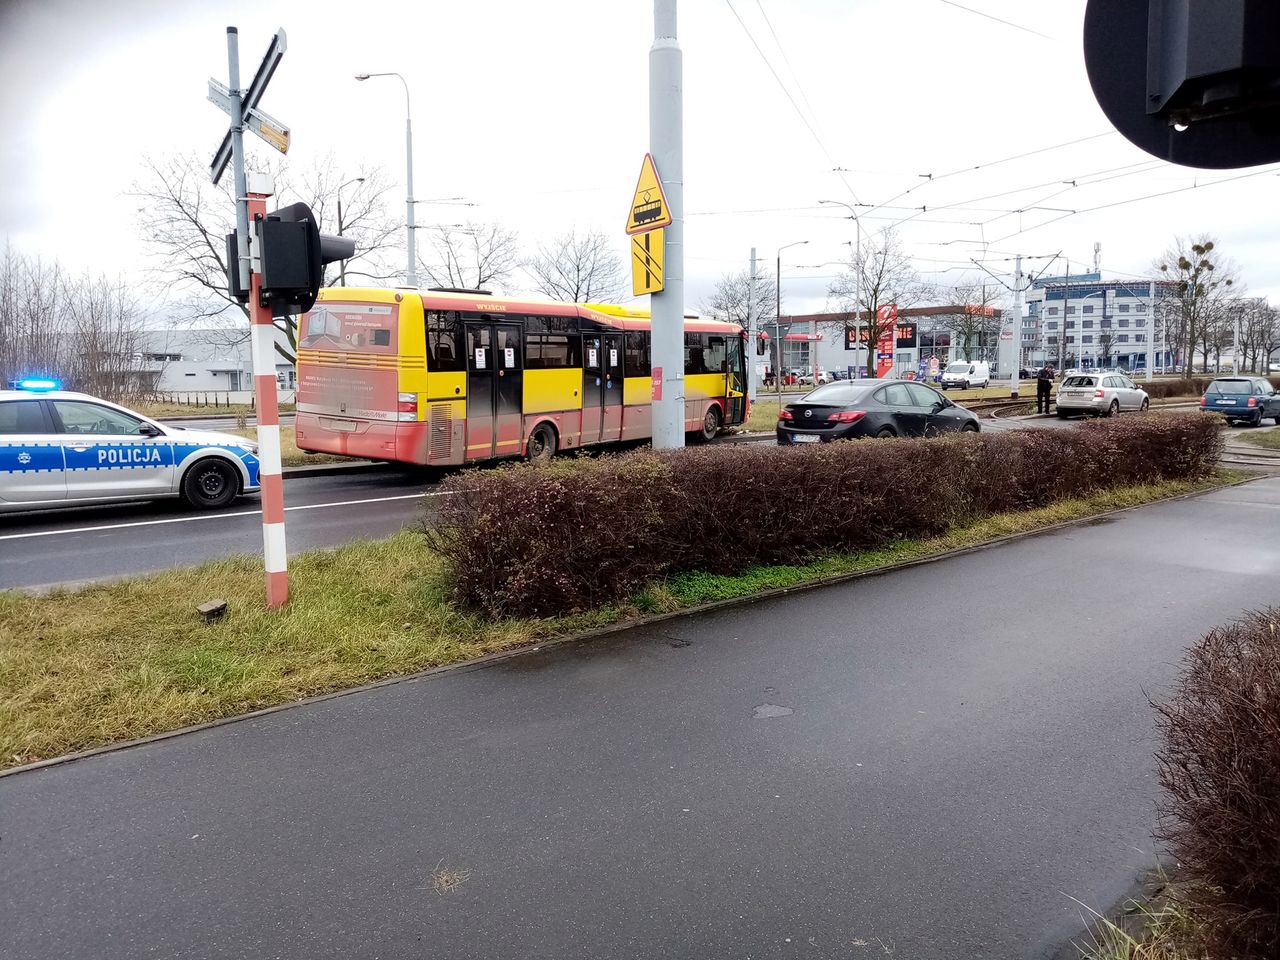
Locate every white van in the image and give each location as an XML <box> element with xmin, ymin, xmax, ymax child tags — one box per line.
<box><xmin>940</xmin><ymin>360</ymin><xmax>991</xmax><ymax>390</ymax></box>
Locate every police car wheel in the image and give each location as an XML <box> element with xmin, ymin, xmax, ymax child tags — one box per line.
<box><xmin>182</xmin><ymin>458</ymin><xmax>239</xmax><ymax>510</ymax></box>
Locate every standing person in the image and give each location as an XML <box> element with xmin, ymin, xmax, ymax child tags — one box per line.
<box><xmin>1036</xmin><ymin>363</ymin><xmax>1053</xmax><ymax>414</ymax></box>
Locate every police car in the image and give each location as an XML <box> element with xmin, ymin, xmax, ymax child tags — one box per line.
<box><xmin>0</xmin><ymin>382</ymin><xmax>260</xmax><ymax>513</ymax></box>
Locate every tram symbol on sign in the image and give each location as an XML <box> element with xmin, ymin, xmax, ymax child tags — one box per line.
<box><xmin>633</xmin><ymin>192</ymin><xmax>663</xmax><ymax>227</ymax></box>
<box><xmin>625</xmin><ymin>153</ymin><xmax>672</xmax><ymax>235</ymax></box>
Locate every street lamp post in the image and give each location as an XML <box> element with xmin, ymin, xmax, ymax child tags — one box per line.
<box><xmin>776</xmin><ymin>240</ymin><xmax>809</xmax><ymax>396</ymax></box>
<box><xmin>820</xmin><ymin>199</ymin><xmax>864</xmax><ymax>374</ymax></box>
<box><xmin>335</xmin><ymin>177</ymin><xmax>365</xmax><ymax>286</ymax></box>
<box><xmin>355</xmin><ymin>71</ymin><xmax>416</xmax><ymax>287</ymax></box>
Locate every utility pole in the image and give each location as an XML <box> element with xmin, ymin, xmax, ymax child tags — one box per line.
<box><xmin>649</xmin><ymin>0</ymin><xmax>684</xmax><ymax>448</ymax></box>
<box><xmin>1008</xmin><ymin>254</ymin><xmax>1023</xmax><ymax>398</ymax></box>
<box><xmin>1147</xmin><ymin>280</ymin><xmax>1156</xmax><ymax>381</ymax></box>
<box><xmin>747</xmin><ymin>247</ymin><xmax>758</xmax><ymax>401</ymax></box>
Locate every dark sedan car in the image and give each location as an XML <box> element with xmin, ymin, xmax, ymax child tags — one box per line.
<box><xmin>777</xmin><ymin>379</ymin><xmax>981</xmax><ymax>444</ymax></box>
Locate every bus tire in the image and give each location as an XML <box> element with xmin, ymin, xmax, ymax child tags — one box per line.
<box><xmin>181</xmin><ymin>458</ymin><xmax>240</xmax><ymax>510</ymax></box>
<box><xmin>527</xmin><ymin>422</ymin><xmax>558</xmax><ymax>463</ymax></box>
<box><xmin>700</xmin><ymin>405</ymin><xmax>722</xmax><ymax>442</ymax></box>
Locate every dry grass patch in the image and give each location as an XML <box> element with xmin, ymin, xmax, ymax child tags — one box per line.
<box><xmin>0</xmin><ymin>473</ymin><xmax>1243</xmax><ymax>770</ymax></box>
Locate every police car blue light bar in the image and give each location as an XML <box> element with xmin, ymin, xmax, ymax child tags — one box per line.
<box><xmin>16</xmin><ymin>378</ymin><xmax>60</xmax><ymax>392</ymax></box>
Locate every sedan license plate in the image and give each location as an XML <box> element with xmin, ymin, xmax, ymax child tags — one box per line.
<box><xmin>1218</xmin><ymin>399</ymin><xmax>1236</xmax><ymax>405</ymax></box>
<box><xmin>792</xmin><ymin>433</ymin><xmax>820</xmax><ymax>443</ymax></box>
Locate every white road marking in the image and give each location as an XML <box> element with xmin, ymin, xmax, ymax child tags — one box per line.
<box><xmin>0</xmin><ymin>492</ymin><xmax>444</xmax><ymax>542</ymax></box>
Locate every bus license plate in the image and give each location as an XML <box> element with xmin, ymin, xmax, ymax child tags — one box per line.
<box><xmin>329</xmin><ymin>419</ymin><xmax>358</xmax><ymax>432</ymax></box>
<box><xmin>792</xmin><ymin>434</ymin><xmax>820</xmax><ymax>443</ymax></box>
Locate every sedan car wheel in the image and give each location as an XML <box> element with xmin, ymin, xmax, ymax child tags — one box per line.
<box><xmin>181</xmin><ymin>458</ymin><xmax>239</xmax><ymax>510</ymax></box>
<box><xmin>1107</xmin><ymin>400</ymin><xmax>1119</xmax><ymax>417</ymax></box>
<box><xmin>1140</xmin><ymin>398</ymin><xmax>1149</xmax><ymax>412</ymax></box>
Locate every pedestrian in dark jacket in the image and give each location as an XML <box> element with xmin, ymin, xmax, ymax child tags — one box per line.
<box><xmin>1036</xmin><ymin>364</ymin><xmax>1053</xmax><ymax>414</ymax></box>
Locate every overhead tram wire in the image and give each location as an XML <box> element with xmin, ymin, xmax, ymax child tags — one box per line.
<box><xmin>937</xmin><ymin>0</ymin><xmax>1055</xmax><ymax>41</ymax></box>
<box><xmin>854</xmin><ymin>131</ymin><xmax>1118</xmax><ymax>221</ymax></box>
<box><xmin>865</xmin><ymin>156</ymin><xmax>1169</xmax><ymax>241</ymax></box>
<box><xmin>724</xmin><ymin>0</ymin><xmax>861</xmax><ymax>205</ymax></box>
<box><xmin>754</xmin><ymin>0</ymin><xmax>826</xmax><ymax>147</ymax></box>
<box><xmin>988</xmin><ymin>164</ymin><xmax>1280</xmax><ymax>244</ymax></box>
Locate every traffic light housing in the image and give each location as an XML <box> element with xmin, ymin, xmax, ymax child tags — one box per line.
<box><xmin>1084</xmin><ymin>0</ymin><xmax>1280</xmax><ymax>168</ymax></box>
<box><xmin>256</xmin><ymin>201</ymin><xmax>355</xmax><ymax>314</ymax></box>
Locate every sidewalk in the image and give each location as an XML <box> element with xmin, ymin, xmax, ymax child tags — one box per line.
<box><xmin>3</xmin><ymin>478</ymin><xmax>1278</xmax><ymax>959</ymax></box>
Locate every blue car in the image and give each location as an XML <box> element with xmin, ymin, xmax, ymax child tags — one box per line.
<box><xmin>1201</xmin><ymin>377</ymin><xmax>1280</xmax><ymax>427</ymax></box>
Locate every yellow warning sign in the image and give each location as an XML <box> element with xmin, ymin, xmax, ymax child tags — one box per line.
<box><xmin>631</xmin><ymin>227</ymin><xmax>665</xmax><ymax>296</ymax></box>
<box><xmin>625</xmin><ymin>153</ymin><xmax>672</xmax><ymax>235</ymax></box>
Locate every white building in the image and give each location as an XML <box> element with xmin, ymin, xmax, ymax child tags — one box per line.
<box><xmin>138</xmin><ymin>327</ymin><xmax>297</xmax><ymax>400</ymax></box>
<box><xmin>1022</xmin><ymin>273</ymin><xmax>1180</xmax><ymax>372</ymax></box>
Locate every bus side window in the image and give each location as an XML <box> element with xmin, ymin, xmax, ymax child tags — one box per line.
<box><xmin>624</xmin><ymin>331</ymin><xmax>651</xmax><ymax>377</ymax></box>
<box><xmin>684</xmin><ymin>332</ymin><xmax>709</xmax><ymax>375</ymax></box>
<box><xmin>426</xmin><ymin>311</ymin><xmax>465</xmax><ymax>372</ymax></box>
<box><xmin>706</xmin><ymin>336</ymin><xmax>726</xmax><ymax>373</ymax></box>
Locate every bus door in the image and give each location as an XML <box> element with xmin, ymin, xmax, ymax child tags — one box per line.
<box><xmin>582</xmin><ymin>334</ymin><xmax>603</xmax><ymax>443</ymax></box>
<box><xmin>725</xmin><ymin>335</ymin><xmax>747</xmax><ymax>425</ymax></box>
<box><xmin>601</xmin><ymin>333</ymin><xmax>624</xmax><ymax>442</ymax></box>
<box><xmin>465</xmin><ymin>323</ymin><xmax>494</xmax><ymax>460</ymax></box>
<box><xmin>465</xmin><ymin>322</ymin><xmax>524</xmax><ymax>460</ymax></box>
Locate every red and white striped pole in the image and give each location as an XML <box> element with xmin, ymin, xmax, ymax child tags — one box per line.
<box><xmin>247</xmin><ymin>190</ymin><xmax>289</xmax><ymax>608</ymax></box>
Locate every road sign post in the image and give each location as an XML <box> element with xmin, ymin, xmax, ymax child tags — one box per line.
<box><xmin>648</xmin><ymin>1</ymin><xmax>684</xmax><ymax>450</ymax></box>
<box><xmin>210</xmin><ymin>26</ymin><xmax>291</xmax><ymax>608</ymax></box>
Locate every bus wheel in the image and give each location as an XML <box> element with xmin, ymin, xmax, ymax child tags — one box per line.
<box><xmin>527</xmin><ymin>423</ymin><xmax>558</xmax><ymax>463</ymax></box>
<box><xmin>700</xmin><ymin>405</ymin><xmax>722</xmax><ymax>442</ymax></box>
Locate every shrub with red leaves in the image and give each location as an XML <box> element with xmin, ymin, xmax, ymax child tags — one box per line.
<box><xmin>1154</xmin><ymin>610</ymin><xmax>1280</xmax><ymax>959</ymax></box>
<box><xmin>429</xmin><ymin>413</ymin><xmax>1220</xmax><ymax>617</ymax></box>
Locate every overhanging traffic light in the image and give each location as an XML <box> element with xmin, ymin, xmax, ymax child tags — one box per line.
<box><xmin>1084</xmin><ymin>0</ymin><xmax>1280</xmax><ymax>168</ymax></box>
<box><xmin>256</xmin><ymin>201</ymin><xmax>355</xmax><ymax>314</ymax></box>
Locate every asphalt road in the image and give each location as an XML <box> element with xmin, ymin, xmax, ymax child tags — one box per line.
<box><xmin>3</xmin><ymin>478</ymin><xmax>1278</xmax><ymax>959</ymax></box>
<box><xmin>0</xmin><ymin>466</ymin><xmax>435</xmax><ymax>591</ymax></box>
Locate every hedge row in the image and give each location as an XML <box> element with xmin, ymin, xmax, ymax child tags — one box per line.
<box><xmin>1155</xmin><ymin>608</ymin><xmax>1280</xmax><ymax>959</ymax></box>
<box><xmin>429</xmin><ymin>414</ymin><xmax>1222</xmax><ymax>618</ymax></box>
<box><xmin>1141</xmin><ymin>375</ymin><xmax>1280</xmax><ymax>400</ymax></box>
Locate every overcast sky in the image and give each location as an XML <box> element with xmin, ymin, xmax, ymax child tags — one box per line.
<box><xmin>3</xmin><ymin>0</ymin><xmax>1278</xmax><ymax>320</ymax></box>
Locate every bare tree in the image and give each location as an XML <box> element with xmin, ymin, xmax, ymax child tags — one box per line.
<box><xmin>418</xmin><ymin>222</ymin><xmax>520</xmax><ymax>292</ymax></box>
<box><xmin>827</xmin><ymin>229</ymin><xmax>931</xmax><ymax>378</ymax></box>
<box><xmin>1155</xmin><ymin>236</ymin><xmax>1239</xmax><ymax>376</ymax></box>
<box><xmin>132</xmin><ymin>152</ymin><xmax>400</xmax><ymax>364</ymax></box>
<box><xmin>524</xmin><ymin>229</ymin><xmax>624</xmax><ymax>303</ymax></box>
<box><xmin>701</xmin><ymin>267</ymin><xmax>777</xmax><ymax>327</ymax></box>
<box><xmin>937</xmin><ymin>278</ymin><xmax>1004</xmax><ymax>362</ymax></box>
<box><xmin>1098</xmin><ymin>329</ymin><xmax>1116</xmax><ymax>368</ymax></box>
<box><xmin>0</xmin><ymin>244</ymin><xmax>146</xmax><ymax>400</ymax></box>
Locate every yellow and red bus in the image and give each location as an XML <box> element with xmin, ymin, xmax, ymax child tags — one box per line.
<box><xmin>294</xmin><ymin>288</ymin><xmax>748</xmax><ymax>465</ymax></box>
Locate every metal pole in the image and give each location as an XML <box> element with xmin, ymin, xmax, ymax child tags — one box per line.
<box><xmin>247</xmin><ymin>190</ymin><xmax>288</xmax><ymax>608</ymax></box>
<box><xmin>405</xmin><ymin>107</ymin><xmax>417</xmax><ymax>287</ymax></box>
<box><xmin>1146</xmin><ymin>280</ymin><xmax>1155</xmax><ymax>381</ymax></box>
<box><xmin>649</xmin><ymin>0</ymin><xmax>684</xmax><ymax>448</ymax></box>
<box><xmin>776</xmin><ymin>251</ymin><xmax>782</xmax><ymax>398</ymax></box>
<box><xmin>1009</xmin><ymin>254</ymin><xmax>1023</xmax><ymax>398</ymax></box>
<box><xmin>747</xmin><ymin>247</ymin><xmax>757</xmax><ymax>401</ymax></box>
<box><xmin>337</xmin><ymin>193</ymin><xmax>346</xmax><ymax>286</ymax></box>
<box><xmin>227</xmin><ymin>26</ymin><xmax>287</xmax><ymax>609</ymax></box>
<box><xmin>226</xmin><ymin>29</ymin><xmax>252</xmax><ymax>302</ymax></box>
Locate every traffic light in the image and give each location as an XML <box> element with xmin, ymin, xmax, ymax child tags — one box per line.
<box><xmin>223</xmin><ymin>202</ymin><xmax>356</xmax><ymax>312</ymax></box>
<box><xmin>256</xmin><ymin>201</ymin><xmax>355</xmax><ymax>314</ymax></box>
<box><xmin>1084</xmin><ymin>0</ymin><xmax>1280</xmax><ymax>168</ymax></box>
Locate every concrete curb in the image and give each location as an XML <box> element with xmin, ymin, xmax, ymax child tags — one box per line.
<box><xmin>0</xmin><ymin>473</ymin><xmax>1257</xmax><ymax>781</ymax></box>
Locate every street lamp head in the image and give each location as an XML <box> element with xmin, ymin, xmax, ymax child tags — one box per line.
<box><xmin>354</xmin><ymin>73</ymin><xmax>370</xmax><ymax>80</ymax></box>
